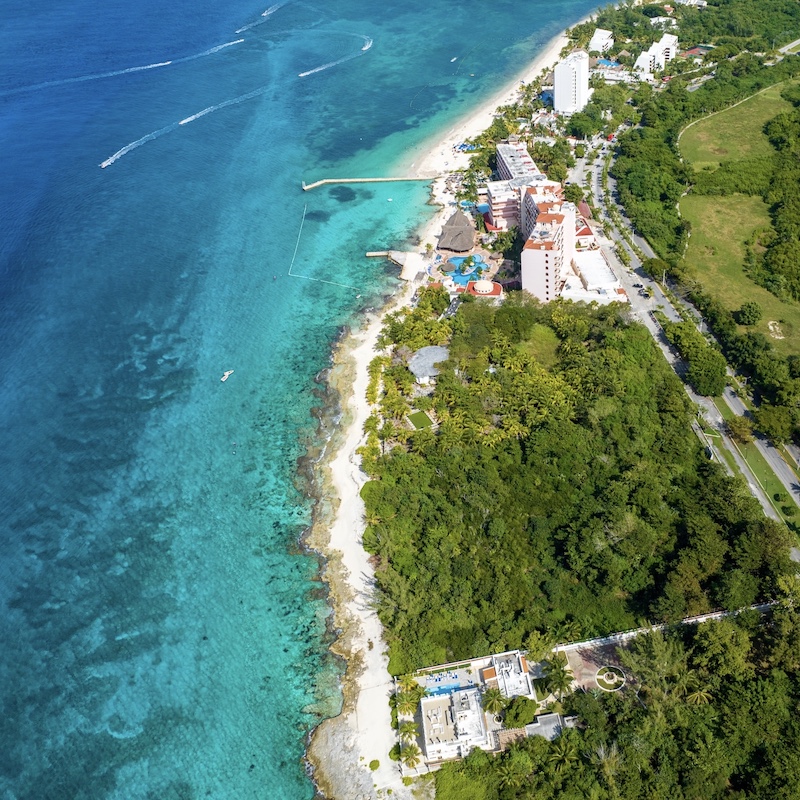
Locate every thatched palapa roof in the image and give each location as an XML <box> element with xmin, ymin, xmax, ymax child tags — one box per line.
<box><xmin>438</xmin><ymin>210</ymin><xmax>474</xmax><ymax>253</ymax></box>
<box><xmin>408</xmin><ymin>346</ymin><xmax>450</xmax><ymax>381</ymax></box>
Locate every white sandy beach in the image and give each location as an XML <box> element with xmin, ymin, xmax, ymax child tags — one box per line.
<box><xmin>307</xmin><ymin>15</ymin><xmax>595</xmax><ymax>800</ymax></box>
<box><xmin>410</xmin><ymin>29</ymin><xmax>572</xmax><ymax>179</ymax></box>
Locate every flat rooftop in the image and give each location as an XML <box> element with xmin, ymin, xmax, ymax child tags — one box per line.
<box><xmin>573</xmin><ymin>248</ymin><xmax>619</xmax><ymax>290</ymax></box>
<box><xmin>492</xmin><ymin>652</ymin><xmax>533</xmax><ymax>698</ymax></box>
<box><xmin>421</xmin><ymin>687</ymin><xmax>488</xmax><ymax>761</ymax></box>
<box><xmin>496</xmin><ymin>142</ymin><xmax>543</xmax><ymax>182</ymax></box>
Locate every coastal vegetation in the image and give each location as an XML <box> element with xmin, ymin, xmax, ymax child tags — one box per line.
<box><xmin>570</xmin><ymin>0</ymin><xmax>800</xmax><ymax>57</ymax></box>
<box><xmin>360</xmin><ymin>293</ymin><xmax>793</xmax><ymax>675</ymax></box>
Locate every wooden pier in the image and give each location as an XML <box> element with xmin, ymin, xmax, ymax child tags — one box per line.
<box><xmin>302</xmin><ymin>176</ymin><xmax>432</xmax><ymax>191</ymax></box>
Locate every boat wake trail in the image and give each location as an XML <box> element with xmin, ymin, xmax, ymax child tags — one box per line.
<box><xmin>178</xmin><ymin>85</ymin><xmax>271</xmax><ymax>125</ymax></box>
<box><xmin>1</xmin><ymin>39</ymin><xmax>244</xmax><ymax>97</ymax></box>
<box><xmin>100</xmin><ymin>123</ymin><xmax>180</xmax><ymax>168</ymax></box>
<box><xmin>102</xmin><ymin>83</ymin><xmax>272</xmax><ymax>167</ymax></box>
<box><xmin>298</xmin><ymin>33</ymin><xmax>373</xmax><ymax>78</ymax></box>
<box><xmin>98</xmin><ymin>27</ymin><xmax>373</xmax><ymax>165</ymax></box>
<box><xmin>235</xmin><ymin>2</ymin><xmax>288</xmax><ymax>33</ymax></box>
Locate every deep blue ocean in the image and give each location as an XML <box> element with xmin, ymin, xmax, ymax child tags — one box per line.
<box><xmin>0</xmin><ymin>1</ymin><xmax>599</xmax><ymax>797</ymax></box>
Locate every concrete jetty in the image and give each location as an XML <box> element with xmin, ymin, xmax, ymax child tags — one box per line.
<box><xmin>302</xmin><ymin>176</ymin><xmax>432</xmax><ymax>191</ymax></box>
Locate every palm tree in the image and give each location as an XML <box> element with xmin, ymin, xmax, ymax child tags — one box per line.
<box><xmin>395</xmin><ymin>692</ymin><xmax>418</xmax><ymax>716</ymax></box>
<box><xmin>481</xmin><ymin>686</ymin><xmax>506</xmax><ymax>715</ymax></box>
<box><xmin>548</xmin><ymin>737</ymin><xmax>579</xmax><ymax>775</ymax></box>
<box><xmin>590</xmin><ymin>743</ymin><xmax>621</xmax><ymax>800</ymax></box>
<box><xmin>397</xmin><ymin>674</ymin><xmax>418</xmax><ymax>693</ymax></box>
<box><xmin>543</xmin><ymin>653</ymin><xmax>574</xmax><ymax>701</ymax></box>
<box><xmin>686</xmin><ymin>686</ymin><xmax>713</xmax><ymax>706</ymax></box>
<box><xmin>401</xmin><ymin>743</ymin><xmax>422</xmax><ymax>769</ymax></box>
<box><xmin>555</xmin><ymin>619</ymin><xmax>582</xmax><ymax>644</ymax></box>
<box><xmin>398</xmin><ymin>721</ymin><xmax>418</xmax><ymax>743</ymax></box>
<box><xmin>497</xmin><ymin>762</ymin><xmax>526</xmax><ymax>789</ymax></box>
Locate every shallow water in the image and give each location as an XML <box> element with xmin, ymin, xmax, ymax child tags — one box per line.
<box><xmin>0</xmin><ymin>0</ymin><xmax>599</xmax><ymax>796</ymax></box>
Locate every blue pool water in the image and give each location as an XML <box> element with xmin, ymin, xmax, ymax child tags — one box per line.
<box><xmin>445</xmin><ymin>254</ymin><xmax>487</xmax><ymax>285</ymax></box>
<box><xmin>428</xmin><ymin>682</ymin><xmax>473</xmax><ymax>696</ymax></box>
<box><xmin>0</xmin><ymin>0</ymin><xmax>600</xmax><ymax>796</ymax></box>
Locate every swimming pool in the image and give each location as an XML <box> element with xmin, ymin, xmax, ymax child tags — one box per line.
<box><xmin>445</xmin><ymin>254</ymin><xmax>487</xmax><ymax>286</ymax></box>
<box><xmin>427</xmin><ymin>682</ymin><xmax>474</xmax><ymax>696</ymax></box>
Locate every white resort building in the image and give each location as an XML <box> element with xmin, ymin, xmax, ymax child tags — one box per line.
<box><xmin>634</xmin><ymin>34</ymin><xmax>679</xmax><ymax>80</ymax></box>
<box><xmin>588</xmin><ymin>28</ymin><xmax>614</xmax><ymax>53</ymax></box>
<box><xmin>553</xmin><ymin>50</ymin><xmax>590</xmax><ymax>115</ymax></box>
<box><xmin>520</xmin><ymin>204</ymin><xmax>577</xmax><ymax>303</ymax></box>
<box><xmin>496</xmin><ymin>141</ymin><xmax>544</xmax><ymax>182</ymax></box>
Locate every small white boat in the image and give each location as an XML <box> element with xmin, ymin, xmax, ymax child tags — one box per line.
<box><xmin>221</xmin><ymin>370</ymin><xmax>234</xmax><ymax>382</ymax></box>
<box><xmin>450</xmin><ymin>57</ymin><xmax>457</xmax><ymax>62</ymax></box>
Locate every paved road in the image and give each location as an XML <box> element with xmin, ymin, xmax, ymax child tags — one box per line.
<box><xmin>576</xmin><ymin>148</ymin><xmax>783</xmax><ymax>521</ymax></box>
<box><xmin>722</xmin><ymin>387</ymin><xmax>800</xmax><ymax>508</ymax></box>
<box><xmin>779</xmin><ymin>37</ymin><xmax>800</xmax><ymax>54</ymax></box>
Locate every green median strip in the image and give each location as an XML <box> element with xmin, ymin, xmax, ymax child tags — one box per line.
<box><xmin>713</xmin><ymin>399</ymin><xmax>793</xmax><ymax>525</ymax></box>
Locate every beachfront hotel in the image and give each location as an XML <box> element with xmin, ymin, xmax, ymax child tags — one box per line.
<box><xmin>486</xmin><ymin>142</ymin><xmax>561</xmax><ymax>231</ymax></box>
<box><xmin>520</xmin><ymin>204</ymin><xmax>576</xmax><ymax>303</ymax></box>
<box><xmin>553</xmin><ymin>50</ymin><xmax>590</xmax><ymax>115</ymax></box>
<box><xmin>483</xmin><ymin>140</ymin><xmax>627</xmax><ymax>306</ymax></box>
<box><xmin>587</xmin><ymin>28</ymin><xmax>614</xmax><ymax>54</ymax></box>
<box><xmin>634</xmin><ymin>33</ymin><xmax>679</xmax><ymax>80</ymax></box>
<box><xmin>495</xmin><ymin>141</ymin><xmax>542</xmax><ymax>182</ymax></box>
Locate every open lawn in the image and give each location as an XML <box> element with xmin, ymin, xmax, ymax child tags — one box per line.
<box><xmin>408</xmin><ymin>410</ymin><xmax>434</xmax><ymax>429</ymax></box>
<box><xmin>679</xmin><ymin>82</ymin><xmax>796</xmax><ymax>170</ymax></box>
<box><xmin>679</xmin><ymin>194</ymin><xmax>800</xmax><ymax>357</ymax></box>
<box><xmin>517</xmin><ymin>323</ymin><xmax>559</xmax><ymax>369</ymax></box>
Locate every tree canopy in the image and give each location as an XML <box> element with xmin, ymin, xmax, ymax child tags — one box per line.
<box><xmin>361</xmin><ymin>297</ymin><xmax>793</xmax><ymax>674</ymax></box>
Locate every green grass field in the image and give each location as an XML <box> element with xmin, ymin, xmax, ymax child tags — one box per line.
<box><xmin>678</xmin><ymin>79</ymin><xmax>800</xmax><ymax>358</ymax></box>
<box><xmin>679</xmin><ymin>83</ymin><xmax>794</xmax><ymax>170</ymax></box>
<box><xmin>679</xmin><ymin>194</ymin><xmax>800</xmax><ymax>356</ymax></box>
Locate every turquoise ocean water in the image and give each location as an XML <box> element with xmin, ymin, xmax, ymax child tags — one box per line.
<box><xmin>0</xmin><ymin>0</ymin><xmax>598</xmax><ymax>796</ymax></box>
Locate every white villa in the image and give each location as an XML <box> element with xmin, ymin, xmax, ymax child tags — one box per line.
<box><xmin>402</xmin><ymin>649</ymin><xmax>575</xmax><ymax>770</ymax></box>
<box><xmin>588</xmin><ymin>28</ymin><xmax>614</xmax><ymax>53</ymax></box>
<box><xmin>420</xmin><ymin>687</ymin><xmax>490</xmax><ymax>762</ymax></box>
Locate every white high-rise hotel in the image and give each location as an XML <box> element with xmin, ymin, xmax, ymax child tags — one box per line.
<box><xmin>553</xmin><ymin>50</ymin><xmax>590</xmax><ymax>115</ymax></box>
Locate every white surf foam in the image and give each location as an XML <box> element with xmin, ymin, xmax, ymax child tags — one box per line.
<box><xmin>2</xmin><ymin>40</ymin><xmax>244</xmax><ymax>97</ymax></box>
